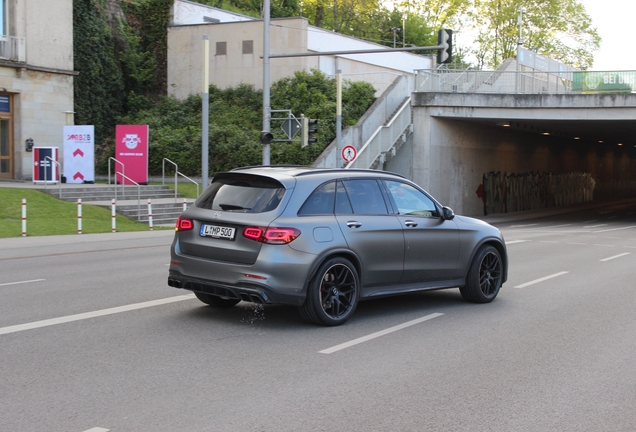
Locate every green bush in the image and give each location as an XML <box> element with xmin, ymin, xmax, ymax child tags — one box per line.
<box><xmin>98</xmin><ymin>70</ymin><xmax>376</xmax><ymax>176</ymax></box>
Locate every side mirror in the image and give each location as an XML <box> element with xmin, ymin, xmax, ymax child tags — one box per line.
<box><xmin>442</xmin><ymin>206</ymin><xmax>455</xmax><ymax>220</ymax></box>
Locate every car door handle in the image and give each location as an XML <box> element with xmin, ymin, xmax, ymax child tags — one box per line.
<box><xmin>405</xmin><ymin>220</ymin><xmax>418</xmax><ymax>227</ymax></box>
<box><xmin>346</xmin><ymin>221</ymin><xmax>362</xmax><ymax>228</ymax></box>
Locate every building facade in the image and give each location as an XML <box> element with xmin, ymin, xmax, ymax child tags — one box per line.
<box><xmin>0</xmin><ymin>0</ymin><xmax>74</xmax><ymax>181</ymax></box>
<box><xmin>167</xmin><ymin>0</ymin><xmax>432</xmax><ymax>99</ymax></box>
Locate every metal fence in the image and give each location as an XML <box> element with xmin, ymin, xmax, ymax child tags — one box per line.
<box><xmin>414</xmin><ymin>69</ymin><xmax>636</xmax><ymax>95</ymax></box>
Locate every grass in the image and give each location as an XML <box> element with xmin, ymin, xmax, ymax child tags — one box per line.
<box><xmin>95</xmin><ymin>180</ymin><xmax>201</xmax><ymax>199</ymax></box>
<box><xmin>0</xmin><ymin>188</ymin><xmax>169</xmax><ymax>238</ymax></box>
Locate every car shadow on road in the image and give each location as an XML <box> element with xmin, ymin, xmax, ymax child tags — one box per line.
<box><xmin>173</xmin><ymin>287</ymin><xmax>482</xmax><ymax>330</ymax></box>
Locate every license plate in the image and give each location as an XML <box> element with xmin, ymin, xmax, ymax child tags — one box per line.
<box><xmin>200</xmin><ymin>224</ymin><xmax>236</xmax><ymax>240</ymax></box>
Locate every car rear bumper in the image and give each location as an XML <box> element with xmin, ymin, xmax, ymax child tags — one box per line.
<box><xmin>168</xmin><ymin>269</ymin><xmax>306</xmax><ymax>306</ymax></box>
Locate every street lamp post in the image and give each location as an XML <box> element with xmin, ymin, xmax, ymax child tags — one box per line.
<box><xmin>516</xmin><ymin>7</ymin><xmax>526</xmax><ymax>94</ymax></box>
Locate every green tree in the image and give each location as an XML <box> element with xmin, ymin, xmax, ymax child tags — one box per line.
<box><xmin>102</xmin><ymin>70</ymin><xmax>376</xmax><ymax>175</ymax></box>
<box><xmin>469</xmin><ymin>0</ymin><xmax>600</xmax><ymax>69</ymax></box>
<box><xmin>73</xmin><ymin>0</ymin><xmax>125</xmax><ymax>146</ymax></box>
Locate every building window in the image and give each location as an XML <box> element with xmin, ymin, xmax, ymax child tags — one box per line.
<box><xmin>242</xmin><ymin>40</ymin><xmax>253</xmax><ymax>54</ymax></box>
<box><xmin>0</xmin><ymin>0</ymin><xmax>6</xmax><ymax>36</ymax></box>
<box><xmin>216</xmin><ymin>41</ymin><xmax>226</xmax><ymax>56</ymax></box>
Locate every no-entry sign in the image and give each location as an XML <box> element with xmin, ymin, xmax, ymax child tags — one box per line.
<box><xmin>342</xmin><ymin>145</ymin><xmax>357</xmax><ymax>163</ymax></box>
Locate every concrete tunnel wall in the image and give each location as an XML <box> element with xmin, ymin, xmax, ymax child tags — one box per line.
<box><xmin>391</xmin><ymin>116</ymin><xmax>636</xmax><ymax>217</ymax></box>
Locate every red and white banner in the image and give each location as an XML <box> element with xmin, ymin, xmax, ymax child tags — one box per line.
<box><xmin>115</xmin><ymin>125</ymin><xmax>149</xmax><ymax>185</ymax></box>
<box><xmin>63</xmin><ymin>125</ymin><xmax>95</xmax><ymax>183</ymax></box>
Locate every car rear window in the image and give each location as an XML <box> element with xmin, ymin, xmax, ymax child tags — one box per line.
<box><xmin>195</xmin><ymin>174</ymin><xmax>286</xmax><ymax>213</ymax></box>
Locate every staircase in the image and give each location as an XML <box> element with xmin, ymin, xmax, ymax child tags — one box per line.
<box><xmin>38</xmin><ymin>184</ymin><xmax>193</xmax><ymax>226</ymax></box>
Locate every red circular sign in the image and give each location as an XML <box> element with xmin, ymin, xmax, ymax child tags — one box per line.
<box><xmin>342</xmin><ymin>145</ymin><xmax>357</xmax><ymax>163</ymax></box>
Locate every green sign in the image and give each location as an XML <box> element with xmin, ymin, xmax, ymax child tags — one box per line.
<box><xmin>573</xmin><ymin>71</ymin><xmax>636</xmax><ymax>93</ymax></box>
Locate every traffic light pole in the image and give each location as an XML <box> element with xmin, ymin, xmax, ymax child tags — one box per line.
<box><xmin>202</xmin><ymin>35</ymin><xmax>209</xmax><ymax>188</ymax></box>
<box><xmin>336</xmin><ymin>70</ymin><xmax>342</xmax><ymax>168</ymax></box>
<box><xmin>262</xmin><ymin>0</ymin><xmax>271</xmax><ymax>165</ymax></box>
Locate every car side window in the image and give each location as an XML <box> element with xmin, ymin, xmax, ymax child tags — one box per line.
<box><xmin>343</xmin><ymin>179</ymin><xmax>388</xmax><ymax>215</ymax></box>
<box><xmin>384</xmin><ymin>180</ymin><xmax>438</xmax><ymax>217</ymax></box>
<box><xmin>298</xmin><ymin>181</ymin><xmax>336</xmax><ymax>215</ymax></box>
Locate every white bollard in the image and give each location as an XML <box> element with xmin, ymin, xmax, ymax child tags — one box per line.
<box><xmin>148</xmin><ymin>199</ymin><xmax>153</xmax><ymax>231</ymax></box>
<box><xmin>111</xmin><ymin>199</ymin><xmax>116</xmax><ymax>233</ymax></box>
<box><xmin>77</xmin><ymin>199</ymin><xmax>82</xmax><ymax>235</ymax></box>
<box><xmin>183</xmin><ymin>199</ymin><xmax>187</xmax><ymax>211</ymax></box>
<box><xmin>22</xmin><ymin>199</ymin><xmax>26</xmax><ymax>237</ymax></box>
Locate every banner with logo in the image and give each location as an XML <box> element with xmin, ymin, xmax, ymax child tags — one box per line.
<box><xmin>33</xmin><ymin>147</ymin><xmax>59</xmax><ymax>183</ymax></box>
<box><xmin>63</xmin><ymin>125</ymin><xmax>95</xmax><ymax>183</ymax></box>
<box><xmin>115</xmin><ymin>125</ymin><xmax>149</xmax><ymax>185</ymax></box>
<box><xmin>573</xmin><ymin>71</ymin><xmax>636</xmax><ymax>93</ymax></box>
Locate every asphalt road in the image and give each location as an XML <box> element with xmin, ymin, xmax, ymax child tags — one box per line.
<box><xmin>1</xmin><ymin>202</ymin><xmax>636</xmax><ymax>432</ymax></box>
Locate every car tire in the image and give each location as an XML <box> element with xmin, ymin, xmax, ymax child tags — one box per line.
<box><xmin>299</xmin><ymin>257</ymin><xmax>360</xmax><ymax>326</ymax></box>
<box><xmin>194</xmin><ymin>292</ymin><xmax>241</xmax><ymax>308</ymax></box>
<box><xmin>460</xmin><ymin>245</ymin><xmax>503</xmax><ymax>303</ymax></box>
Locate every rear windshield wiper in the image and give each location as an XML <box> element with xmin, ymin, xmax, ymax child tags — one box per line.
<box><xmin>218</xmin><ymin>203</ymin><xmax>252</xmax><ymax>211</ymax></box>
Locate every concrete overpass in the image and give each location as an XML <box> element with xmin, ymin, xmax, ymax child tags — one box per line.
<box><xmin>385</xmin><ymin>92</ymin><xmax>636</xmax><ymax>216</ymax></box>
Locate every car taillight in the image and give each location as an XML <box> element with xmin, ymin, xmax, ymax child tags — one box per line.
<box><xmin>243</xmin><ymin>227</ymin><xmax>300</xmax><ymax>244</ymax></box>
<box><xmin>176</xmin><ymin>216</ymin><xmax>194</xmax><ymax>231</ymax></box>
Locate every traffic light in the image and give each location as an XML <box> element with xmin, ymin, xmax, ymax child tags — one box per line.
<box><xmin>301</xmin><ymin>117</ymin><xmax>317</xmax><ymax>148</ymax></box>
<box><xmin>437</xmin><ymin>29</ymin><xmax>453</xmax><ymax>64</ymax></box>
<box><xmin>259</xmin><ymin>131</ymin><xmax>274</xmax><ymax>145</ymax></box>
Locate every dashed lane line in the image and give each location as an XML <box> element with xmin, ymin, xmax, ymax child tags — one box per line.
<box><xmin>594</xmin><ymin>225</ymin><xmax>636</xmax><ymax>233</ymax></box>
<box><xmin>0</xmin><ymin>294</ymin><xmax>195</xmax><ymax>336</ymax></box>
<box><xmin>514</xmin><ymin>271</ymin><xmax>569</xmax><ymax>289</ymax></box>
<box><xmin>600</xmin><ymin>253</ymin><xmax>630</xmax><ymax>262</ymax></box>
<box><xmin>319</xmin><ymin>313</ymin><xmax>444</xmax><ymax>354</ymax></box>
<box><xmin>0</xmin><ymin>279</ymin><xmax>45</xmax><ymax>287</ymax></box>
<box><xmin>506</xmin><ymin>240</ymin><xmax>530</xmax><ymax>244</ymax></box>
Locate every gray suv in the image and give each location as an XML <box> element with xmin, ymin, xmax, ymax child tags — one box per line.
<box><xmin>168</xmin><ymin>166</ymin><xmax>508</xmax><ymax>326</ymax></box>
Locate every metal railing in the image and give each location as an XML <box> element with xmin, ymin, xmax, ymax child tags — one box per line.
<box><xmin>43</xmin><ymin>156</ymin><xmax>61</xmax><ymax>198</ymax></box>
<box><xmin>0</xmin><ymin>36</ymin><xmax>26</xmax><ymax>62</ymax></box>
<box><xmin>162</xmin><ymin>158</ymin><xmax>200</xmax><ymax>201</ymax></box>
<box><xmin>114</xmin><ymin>172</ymin><xmax>141</xmax><ymax>220</ymax></box>
<box><xmin>414</xmin><ymin>69</ymin><xmax>636</xmax><ymax>95</ymax></box>
<box><xmin>108</xmin><ymin>157</ymin><xmax>124</xmax><ymax>187</ymax></box>
<box><xmin>346</xmin><ymin>97</ymin><xmax>412</xmax><ymax>169</ymax></box>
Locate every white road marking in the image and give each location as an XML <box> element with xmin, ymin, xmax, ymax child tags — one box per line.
<box><xmin>585</xmin><ymin>224</ymin><xmax>607</xmax><ymax>228</ymax></box>
<box><xmin>567</xmin><ymin>242</ymin><xmax>587</xmax><ymax>245</ymax></box>
<box><xmin>0</xmin><ymin>279</ymin><xmax>46</xmax><ymax>287</ymax></box>
<box><xmin>506</xmin><ymin>240</ymin><xmax>530</xmax><ymax>244</ymax></box>
<box><xmin>594</xmin><ymin>225</ymin><xmax>636</xmax><ymax>233</ymax></box>
<box><xmin>0</xmin><ymin>295</ymin><xmax>195</xmax><ymax>336</ymax></box>
<box><xmin>514</xmin><ymin>271</ymin><xmax>569</xmax><ymax>289</ymax></box>
<box><xmin>510</xmin><ymin>224</ymin><xmax>538</xmax><ymax>228</ymax></box>
<box><xmin>82</xmin><ymin>428</ymin><xmax>109</xmax><ymax>432</ymax></box>
<box><xmin>319</xmin><ymin>313</ymin><xmax>444</xmax><ymax>354</ymax></box>
<box><xmin>600</xmin><ymin>253</ymin><xmax>630</xmax><ymax>262</ymax></box>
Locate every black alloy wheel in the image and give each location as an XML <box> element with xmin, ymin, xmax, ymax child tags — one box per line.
<box><xmin>299</xmin><ymin>257</ymin><xmax>360</xmax><ymax>326</ymax></box>
<box><xmin>460</xmin><ymin>245</ymin><xmax>502</xmax><ymax>303</ymax></box>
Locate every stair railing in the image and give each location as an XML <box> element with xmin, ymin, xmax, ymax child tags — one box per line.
<box><xmin>162</xmin><ymin>158</ymin><xmax>200</xmax><ymax>202</ymax></box>
<box><xmin>44</xmin><ymin>156</ymin><xmax>62</xmax><ymax>198</ymax></box>
<box><xmin>114</xmin><ymin>172</ymin><xmax>141</xmax><ymax>220</ymax></box>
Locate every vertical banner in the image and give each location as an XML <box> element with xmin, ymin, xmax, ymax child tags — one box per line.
<box><xmin>115</xmin><ymin>125</ymin><xmax>149</xmax><ymax>185</ymax></box>
<box><xmin>63</xmin><ymin>125</ymin><xmax>95</xmax><ymax>184</ymax></box>
<box><xmin>33</xmin><ymin>147</ymin><xmax>59</xmax><ymax>183</ymax></box>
